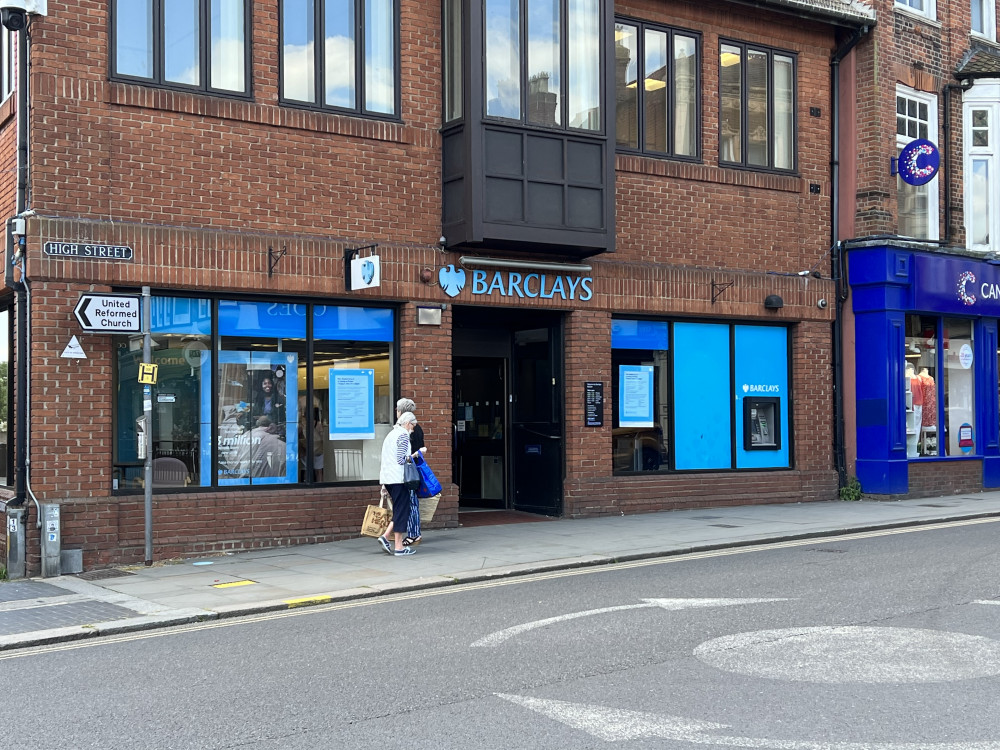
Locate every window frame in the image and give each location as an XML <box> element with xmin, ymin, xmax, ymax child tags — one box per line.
<box><xmin>717</xmin><ymin>39</ymin><xmax>798</xmax><ymax>174</ymax></box>
<box><xmin>895</xmin><ymin>85</ymin><xmax>940</xmax><ymax>241</ymax></box>
<box><xmin>0</xmin><ymin>26</ymin><xmax>13</xmax><ymax>102</ymax></box>
<box><xmin>964</xmin><ymin>81</ymin><xmax>1000</xmax><ymax>252</ymax></box>
<box><xmin>110</xmin><ymin>0</ymin><xmax>252</xmax><ymax>98</ymax></box>
<box><xmin>971</xmin><ymin>0</ymin><xmax>997</xmax><ymax>40</ymax></box>
<box><xmin>278</xmin><ymin>0</ymin><xmax>402</xmax><ymax>120</ymax></box>
<box><xmin>482</xmin><ymin>0</ymin><xmax>605</xmax><ymax>134</ymax></box>
<box><xmin>613</xmin><ymin>16</ymin><xmax>702</xmax><ymax>162</ymax></box>
<box><xmin>112</xmin><ymin>294</ymin><xmax>399</xmax><ymax>493</ymax></box>
<box><xmin>611</xmin><ymin>317</ymin><xmax>793</xmax><ymax>475</ymax></box>
<box><xmin>895</xmin><ymin>0</ymin><xmax>937</xmax><ymax>21</ymax></box>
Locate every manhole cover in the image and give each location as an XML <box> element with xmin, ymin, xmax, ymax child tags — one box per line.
<box><xmin>75</xmin><ymin>568</ymin><xmax>135</xmax><ymax>581</ymax></box>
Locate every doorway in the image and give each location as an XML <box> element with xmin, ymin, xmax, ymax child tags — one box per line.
<box><xmin>452</xmin><ymin>307</ymin><xmax>563</xmax><ymax>516</ymax></box>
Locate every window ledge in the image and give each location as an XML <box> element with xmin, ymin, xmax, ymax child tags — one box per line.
<box><xmin>893</xmin><ymin>6</ymin><xmax>942</xmax><ymax>28</ymax></box>
<box><xmin>616</xmin><ymin>153</ymin><xmax>803</xmax><ymax>193</ymax></box>
<box><xmin>107</xmin><ymin>81</ymin><xmax>429</xmax><ymax>147</ymax></box>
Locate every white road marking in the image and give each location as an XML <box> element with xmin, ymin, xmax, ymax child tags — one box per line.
<box><xmin>497</xmin><ymin>693</ymin><xmax>1000</xmax><ymax>748</ymax></box>
<box><xmin>471</xmin><ymin>598</ymin><xmax>788</xmax><ymax>648</ymax></box>
<box><xmin>973</xmin><ymin>600</ymin><xmax>1000</xmax><ymax>606</ymax></box>
<box><xmin>694</xmin><ymin>626</ymin><xmax>1000</xmax><ymax>684</ymax></box>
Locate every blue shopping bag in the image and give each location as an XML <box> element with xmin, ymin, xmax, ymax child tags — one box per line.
<box><xmin>413</xmin><ymin>453</ymin><xmax>442</xmax><ymax>498</ymax></box>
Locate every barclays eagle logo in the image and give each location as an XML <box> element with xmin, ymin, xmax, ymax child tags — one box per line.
<box><xmin>361</xmin><ymin>260</ymin><xmax>375</xmax><ymax>285</ymax></box>
<box><xmin>439</xmin><ymin>264</ymin><xmax>466</xmax><ymax>298</ymax></box>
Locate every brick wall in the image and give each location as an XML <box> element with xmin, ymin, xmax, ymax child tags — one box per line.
<box><xmin>0</xmin><ymin>0</ymin><xmax>854</xmax><ymax>570</ymax></box>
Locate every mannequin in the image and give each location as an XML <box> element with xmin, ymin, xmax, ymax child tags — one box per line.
<box><xmin>919</xmin><ymin>367</ymin><xmax>936</xmax><ymax>428</ymax></box>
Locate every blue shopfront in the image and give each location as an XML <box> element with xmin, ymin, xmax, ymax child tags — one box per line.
<box><xmin>850</xmin><ymin>246</ymin><xmax>1000</xmax><ymax>494</ymax></box>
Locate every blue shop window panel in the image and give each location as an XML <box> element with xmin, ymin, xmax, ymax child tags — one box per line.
<box><xmin>314</xmin><ymin>305</ymin><xmax>394</xmax><ymax>342</ymax></box>
<box><xmin>674</xmin><ymin>323</ymin><xmax>731</xmax><ymax>469</ymax></box>
<box><xmin>611</xmin><ymin>319</ymin><xmax>669</xmax><ymax>350</ymax></box>
<box><xmin>734</xmin><ymin>326</ymin><xmax>790</xmax><ymax>469</ymax></box>
<box><xmin>219</xmin><ymin>300</ymin><xmax>307</xmax><ymax>338</ymax></box>
<box><xmin>150</xmin><ymin>297</ymin><xmax>212</xmax><ymax>335</ymax></box>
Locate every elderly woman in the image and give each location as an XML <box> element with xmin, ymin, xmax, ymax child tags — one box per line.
<box><xmin>396</xmin><ymin>397</ymin><xmax>426</xmax><ymax>546</ymax></box>
<box><xmin>378</xmin><ymin>411</ymin><xmax>419</xmax><ymax>556</ymax></box>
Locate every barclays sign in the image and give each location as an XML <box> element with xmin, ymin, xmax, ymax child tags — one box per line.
<box><xmin>438</xmin><ymin>265</ymin><xmax>593</xmax><ymax>301</ymax></box>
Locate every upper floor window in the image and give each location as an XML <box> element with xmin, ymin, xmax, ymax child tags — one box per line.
<box><xmin>485</xmin><ymin>0</ymin><xmax>602</xmax><ymax>131</ymax></box>
<box><xmin>896</xmin><ymin>86</ymin><xmax>939</xmax><ymax>240</ymax></box>
<box><xmin>964</xmin><ymin>82</ymin><xmax>999</xmax><ymax>252</ymax></box>
<box><xmin>0</xmin><ymin>27</ymin><xmax>13</xmax><ymax>101</ymax></box>
<box><xmin>280</xmin><ymin>0</ymin><xmax>398</xmax><ymax>117</ymax></box>
<box><xmin>112</xmin><ymin>0</ymin><xmax>248</xmax><ymax>95</ymax></box>
<box><xmin>614</xmin><ymin>20</ymin><xmax>700</xmax><ymax>159</ymax></box>
<box><xmin>719</xmin><ymin>41</ymin><xmax>795</xmax><ymax>172</ymax></box>
<box><xmin>972</xmin><ymin>0</ymin><xmax>997</xmax><ymax>40</ymax></box>
<box><xmin>895</xmin><ymin>0</ymin><xmax>936</xmax><ymax>20</ymax></box>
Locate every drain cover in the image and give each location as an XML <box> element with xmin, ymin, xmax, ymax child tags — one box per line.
<box><xmin>75</xmin><ymin>568</ymin><xmax>135</xmax><ymax>581</ymax></box>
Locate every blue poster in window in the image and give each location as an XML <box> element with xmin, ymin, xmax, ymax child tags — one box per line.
<box><xmin>329</xmin><ymin>369</ymin><xmax>376</xmax><ymax>440</ymax></box>
<box><xmin>619</xmin><ymin>365</ymin><xmax>654</xmax><ymax>428</ymax></box>
<box><xmin>214</xmin><ymin>350</ymin><xmax>299</xmax><ymax>486</ymax></box>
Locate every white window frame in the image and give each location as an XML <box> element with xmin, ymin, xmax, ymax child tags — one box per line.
<box><xmin>896</xmin><ymin>85</ymin><xmax>939</xmax><ymax>241</ymax></box>
<box><xmin>964</xmin><ymin>81</ymin><xmax>1000</xmax><ymax>253</ymax></box>
<box><xmin>971</xmin><ymin>0</ymin><xmax>997</xmax><ymax>41</ymax></box>
<box><xmin>895</xmin><ymin>0</ymin><xmax>936</xmax><ymax>21</ymax></box>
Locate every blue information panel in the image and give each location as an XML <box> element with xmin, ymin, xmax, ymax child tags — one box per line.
<box><xmin>329</xmin><ymin>369</ymin><xmax>376</xmax><ymax>440</ymax></box>
<box><xmin>734</xmin><ymin>326</ymin><xmax>789</xmax><ymax>469</ymax></box>
<box><xmin>673</xmin><ymin>323</ymin><xmax>731</xmax><ymax>470</ymax></box>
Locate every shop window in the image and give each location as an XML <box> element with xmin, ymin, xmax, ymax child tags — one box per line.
<box><xmin>113</xmin><ymin>297</ymin><xmax>395</xmax><ymax>491</ymax></box>
<box><xmin>719</xmin><ymin>41</ymin><xmax>796</xmax><ymax>172</ymax></box>
<box><xmin>964</xmin><ymin>84</ymin><xmax>999</xmax><ymax>252</ymax></box>
<box><xmin>904</xmin><ymin>315</ymin><xmax>975</xmax><ymax>457</ymax></box>
<box><xmin>112</xmin><ymin>0</ymin><xmax>249</xmax><ymax>95</ymax></box>
<box><xmin>896</xmin><ymin>86</ymin><xmax>939</xmax><ymax>240</ymax></box>
<box><xmin>971</xmin><ymin>0</ymin><xmax>996</xmax><ymax>39</ymax></box>
<box><xmin>114</xmin><ymin>298</ymin><xmax>213</xmax><ymax>489</ymax></box>
<box><xmin>614</xmin><ymin>20</ymin><xmax>700</xmax><ymax>159</ymax></box>
<box><xmin>612</xmin><ymin>319</ymin><xmax>790</xmax><ymax>473</ymax></box>
<box><xmin>280</xmin><ymin>0</ymin><xmax>399</xmax><ymax>117</ymax></box>
<box><xmin>484</xmin><ymin>0</ymin><xmax>602</xmax><ymax>131</ymax></box>
<box><xmin>895</xmin><ymin>0</ymin><xmax>936</xmax><ymax>20</ymax></box>
<box><xmin>311</xmin><ymin>305</ymin><xmax>394</xmax><ymax>482</ymax></box>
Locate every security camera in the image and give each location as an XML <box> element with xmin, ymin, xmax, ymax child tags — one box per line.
<box><xmin>1</xmin><ymin>8</ymin><xmax>27</xmax><ymax>31</ymax></box>
<box><xmin>438</xmin><ymin>236</ymin><xmax>447</xmax><ymax>246</ymax></box>
<box><xmin>817</xmin><ymin>298</ymin><xmax>829</xmax><ymax>309</ymax></box>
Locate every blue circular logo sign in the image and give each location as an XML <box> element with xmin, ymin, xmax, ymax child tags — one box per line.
<box><xmin>898</xmin><ymin>139</ymin><xmax>940</xmax><ymax>186</ymax></box>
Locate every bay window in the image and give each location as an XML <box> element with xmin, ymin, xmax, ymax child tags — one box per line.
<box><xmin>964</xmin><ymin>83</ymin><xmax>999</xmax><ymax>252</ymax></box>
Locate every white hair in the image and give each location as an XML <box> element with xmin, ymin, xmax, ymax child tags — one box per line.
<box><xmin>396</xmin><ymin>411</ymin><xmax>418</xmax><ymax>427</ymax></box>
<box><xmin>396</xmin><ymin>398</ymin><xmax>416</xmax><ymax>413</ymax></box>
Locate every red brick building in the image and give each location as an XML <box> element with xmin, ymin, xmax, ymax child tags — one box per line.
<box><xmin>840</xmin><ymin>0</ymin><xmax>1000</xmax><ymax>496</ymax></box>
<box><xmin>1</xmin><ymin>0</ymin><xmax>872</xmax><ymax>574</ymax></box>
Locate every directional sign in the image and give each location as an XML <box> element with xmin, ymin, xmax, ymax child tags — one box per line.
<box><xmin>73</xmin><ymin>293</ymin><xmax>141</xmax><ymax>332</ymax></box>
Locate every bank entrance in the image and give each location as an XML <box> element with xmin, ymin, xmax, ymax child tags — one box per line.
<box><xmin>452</xmin><ymin>307</ymin><xmax>563</xmax><ymax>516</ymax></box>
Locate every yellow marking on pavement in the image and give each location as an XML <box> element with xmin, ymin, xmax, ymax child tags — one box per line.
<box><xmin>285</xmin><ymin>595</ymin><xmax>333</xmax><ymax>608</ymax></box>
<box><xmin>211</xmin><ymin>580</ymin><xmax>257</xmax><ymax>589</ymax></box>
<box><xmin>3</xmin><ymin>515</ymin><xmax>998</xmax><ymax>661</ymax></box>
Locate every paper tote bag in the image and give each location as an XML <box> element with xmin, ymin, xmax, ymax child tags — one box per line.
<box><xmin>413</xmin><ymin>453</ymin><xmax>443</xmax><ymax>498</ymax></box>
<box><xmin>360</xmin><ymin>498</ymin><xmax>391</xmax><ymax>538</ymax></box>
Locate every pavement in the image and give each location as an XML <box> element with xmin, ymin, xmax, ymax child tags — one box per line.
<box><xmin>3</xmin><ymin>490</ymin><xmax>1000</xmax><ymax>651</ymax></box>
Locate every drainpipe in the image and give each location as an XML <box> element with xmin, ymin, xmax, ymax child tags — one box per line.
<box><xmin>942</xmin><ymin>79</ymin><xmax>973</xmax><ymax>245</ymax></box>
<box><xmin>830</xmin><ymin>25</ymin><xmax>869</xmax><ymax>489</ymax></box>
<box><xmin>5</xmin><ymin>21</ymin><xmax>29</xmax><ymax>512</ymax></box>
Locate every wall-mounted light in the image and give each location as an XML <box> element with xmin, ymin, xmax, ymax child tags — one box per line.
<box><xmin>764</xmin><ymin>294</ymin><xmax>784</xmax><ymax>311</ymax></box>
<box><xmin>458</xmin><ymin>256</ymin><xmax>592</xmax><ymax>273</ymax></box>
